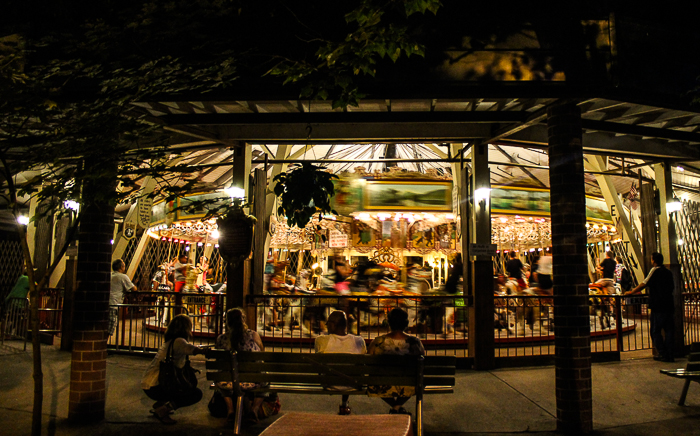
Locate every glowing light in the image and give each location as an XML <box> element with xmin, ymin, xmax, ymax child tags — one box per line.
<box><xmin>64</xmin><ymin>200</ymin><xmax>80</xmax><ymax>211</ymax></box>
<box><xmin>445</xmin><ymin>214</ymin><xmax>455</xmax><ymax>220</ymax></box>
<box><xmin>679</xmin><ymin>238</ymin><xmax>684</xmax><ymax>245</ymax></box>
<box><xmin>212</xmin><ymin>229</ymin><xmax>220</xmax><ymax>239</ymax></box>
<box><xmin>358</xmin><ymin>213</ymin><xmax>371</xmax><ymax>221</ymax></box>
<box><xmin>224</xmin><ymin>187</ymin><xmax>245</xmax><ymax>198</ymax></box>
<box><xmin>474</xmin><ymin>187</ymin><xmax>491</xmax><ymax>202</ymax></box>
<box><xmin>110</xmin><ymin>239</ymin><xmax>114</xmax><ymax>245</ymax></box>
<box><xmin>17</xmin><ymin>216</ymin><xmax>29</xmax><ymax>225</ymax></box>
<box><xmin>677</xmin><ymin>166</ymin><xmax>684</xmax><ymax>172</ymax></box>
<box><xmin>423</xmin><ymin>213</ymin><xmax>436</xmax><ymax>221</ymax></box>
<box><xmin>312</xmin><ymin>263</ymin><xmax>319</xmax><ymax>269</ymax></box>
<box><xmin>667</xmin><ymin>198</ymin><xmax>682</xmax><ymax>213</ymax></box>
<box><xmin>198</xmin><ymin>242</ymin><xmax>203</xmax><ymax>246</ymax></box>
<box><xmin>394</xmin><ymin>213</ymin><xmax>402</xmax><ymax>221</ymax></box>
<box><xmin>499</xmin><ymin>217</ymin><xmax>508</xmax><ymax>223</ymax></box>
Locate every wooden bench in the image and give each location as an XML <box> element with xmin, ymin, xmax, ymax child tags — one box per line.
<box><xmin>660</xmin><ymin>342</ymin><xmax>700</xmax><ymax>406</ymax></box>
<box><xmin>205</xmin><ymin>350</ymin><xmax>456</xmax><ymax>436</ymax></box>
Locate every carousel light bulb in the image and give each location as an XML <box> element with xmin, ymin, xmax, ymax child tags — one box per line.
<box><xmin>215</xmin><ymin>244</ymin><xmax>219</xmax><ymax>248</ymax></box>
<box><xmin>185</xmin><ymin>246</ymin><xmax>190</xmax><ymax>251</ymax></box>
<box><xmin>679</xmin><ymin>238</ymin><xmax>684</xmax><ymax>245</ymax></box>
<box><xmin>198</xmin><ymin>242</ymin><xmax>203</xmax><ymax>246</ymax></box>
<box><xmin>312</xmin><ymin>263</ymin><xmax>319</xmax><ymax>269</ymax></box>
<box><xmin>445</xmin><ymin>213</ymin><xmax>455</xmax><ymax>220</ymax></box>
<box><xmin>212</xmin><ymin>229</ymin><xmax>220</xmax><ymax>239</ymax></box>
<box><xmin>592</xmin><ymin>224</ymin><xmax>599</xmax><ymax>230</ymax></box>
<box><xmin>499</xmin><ymin>217</ymin><xmax>508</xmax><ymax>223</ymax></box>
<box><xmin>358</xmin><ymin>213</ymin><xmax>371</xmax><ymax>221</ymax></box>
<box><xmin>585</xmin><ymin>222</ymin><xmax>590</xmax><ymax>228</ymax></box>
<box><xmin>17</xmin><ymin>215</ymin><xmax>29</xmax><ymax>225</ymax></box>
<box><xmin>394</xmin><ymin>213</ymin><xmax>402</xmax><ymax>221</ymax></box>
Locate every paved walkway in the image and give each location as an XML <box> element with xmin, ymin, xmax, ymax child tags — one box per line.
<box><xmin>1</xmin><ymin>341</ymin><xmax>699</xmax><ymax>435</ymax></box>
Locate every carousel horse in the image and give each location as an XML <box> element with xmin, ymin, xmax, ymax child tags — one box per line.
<box><xmin>588</xmin><ymin>279</ymin><xmax>619</xmax><ymax>330</ymax></box>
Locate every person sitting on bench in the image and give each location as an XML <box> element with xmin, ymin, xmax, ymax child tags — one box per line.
<box><xmin>368</xmin><ymin>307</ymin><xmax>426</xmax><ymax>415</ymax></box>
<box><xmin>215</xmin><ymin>308</ymin><xmax>267</xmax><ymax>424</ymax></box>
<box><xmin>314</xmin><ymin>310</ymin><xmax>366</xmax><ymax>415</ymax></box>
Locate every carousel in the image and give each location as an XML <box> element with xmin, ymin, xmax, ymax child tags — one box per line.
<box><xmin>125</xmin><ymin>144</ymin><xmax>650</xmax><ymax>344</ymax></box>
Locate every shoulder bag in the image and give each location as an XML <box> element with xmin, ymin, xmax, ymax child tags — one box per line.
<box><xmin>158</xmin><ymin>340</ymin><xmax>199</xmax><ymax>397</ymax></box>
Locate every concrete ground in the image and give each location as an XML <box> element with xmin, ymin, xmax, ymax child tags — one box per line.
<box><xmin>1</xmin><ymin>341</ymin><xmax>699</xmax><ymax>436</ymax></box>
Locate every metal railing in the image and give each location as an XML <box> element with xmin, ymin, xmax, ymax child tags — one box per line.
<box><xmin>2</xmin><ymin>297</ymin><xmax>29</xmax><ymax>350</ymax></box>
<box><xmin>250</xmin><ymin>294</ymin><xmax>470</xmax><ymax>357</ymax></box>
<box><xmin>1</xmin><ymin>288</ymin><xmax>64</xmax><ymax>349</ymax></box>
<box><xmin>108</xmin><ymin>291</ymin><xmax>225</xmax><ymax>353</ymax></box>
<box><xmin>102</xmin><ymin>291</ymin><xmax>700</xmax><ymax>360</ymax></box>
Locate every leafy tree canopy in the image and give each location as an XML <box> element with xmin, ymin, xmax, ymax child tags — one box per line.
<box><xmin>0</xmin><ymin>0</ymin><xmax>441</xmax><ymax>219</ymax></box>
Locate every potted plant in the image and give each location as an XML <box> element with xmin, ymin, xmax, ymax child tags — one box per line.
<box><xmin>273</xmin><ymin>162</ymin><xmax>338</xmax><ymax>234</ymax></box>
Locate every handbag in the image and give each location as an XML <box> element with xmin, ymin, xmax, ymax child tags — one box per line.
<box><xmin>158</xmin><ymin>339</ymin><xmax>199</xmax><ymax>397</ymax></box>
<box><xmin>208</xmin><ymin>390</ymin><xmax>228</xmax><ymax>418</ymax></box>
<box><xmin>258</xmin><ymin>393</ymin><xmax>281</xmax><ymax>419</ymax></box>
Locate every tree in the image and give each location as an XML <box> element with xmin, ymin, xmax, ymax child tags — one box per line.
<box><xmin>1</xmin><ymin>1</ymin><xmax>442</xmax><ymax>433</ymax></box>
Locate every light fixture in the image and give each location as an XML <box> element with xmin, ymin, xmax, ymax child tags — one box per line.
<box><xmin>678</xmin><ymin>238</ymin><xmax>684</xmax><ymax>245</ymax></box>
<box><xmin>666</xmin><ymin>197</ymin><xmax>682</xmax><ymax>213</ymax></box>
<box><xmin>474</xmin><ymin>187</ymin><xmax>491</xmax><ymax>203</ymax></box>
<box><xmin>64</xmin><ymin>200</ymin><xmax>80</xmax><ymax>211</ymax></box>
<box><xmin>212</xmin><ymin>229</ymin><xmax>220</xmax><ymax>239</ymax></box>
<box><xmin>17</xmin><ymin>216</ymin><xmax>29</xmax><ymax>225</ymax></box>
<box><xmin>224</xmin><ymin>186</ymin><xmax>245</xmax><ymax>199</ymax></box>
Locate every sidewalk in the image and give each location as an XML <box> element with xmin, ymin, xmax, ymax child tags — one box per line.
<box><xmin>1</xmin><ymin>342</ymin><xmax>699</xmax><ymax>435</ymax></box>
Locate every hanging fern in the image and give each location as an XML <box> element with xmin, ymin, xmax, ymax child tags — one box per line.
<box><xmin>273</xmin><ymin>162</ymin><xmax>339</xmax><ymax>230</ymax></box>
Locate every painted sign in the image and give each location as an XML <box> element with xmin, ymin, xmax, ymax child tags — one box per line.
<box><xmin>328</xmin><ymin>230</ymin><xmax>348</xmax><ymax>248</ymax></box>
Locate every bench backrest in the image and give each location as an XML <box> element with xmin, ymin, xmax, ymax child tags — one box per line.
<box><xmin>207</xmin><ymin>350</ymin><xmax>456</xmax><ymax>391</ymax></box>
<box><xmin>687</xmin><ymin>343</ymin><xmax>700</xmax><ymax>372</ymax></box>
<box><xmin>205</xmin><ymin>349</ymin><xmax>239</xmax><ymax>384</ymax></box>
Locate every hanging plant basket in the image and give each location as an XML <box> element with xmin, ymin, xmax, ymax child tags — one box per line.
<box><xmin>273</xmin><ymin>162</ymin><xmax>338</xmax><ymax>231</ymax></box>
<box><xmin>216</xmin><ymin>205</ymin><xmax>257</xmax><ymax>267</ymax></box>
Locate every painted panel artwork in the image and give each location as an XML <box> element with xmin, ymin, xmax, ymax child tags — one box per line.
<box><xmin>352</xmin><ymin>222</ymin><xmax>377</xmax><ymax>248</ymax></box>
<box><xmin>364</xmin><ymin>181</ymin><xmax>452</xmax><ymax>211</ymax></box>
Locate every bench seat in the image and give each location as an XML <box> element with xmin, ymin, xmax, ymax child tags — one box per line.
<box><xmin>659</xmin><ymin>342</ymin><xmax>700</xmax><ymax>406</ymax></box>
<box><xmin>205</xmin><ymin>349</ymin><xmax>456</xmax><ymax>436</ymax></box>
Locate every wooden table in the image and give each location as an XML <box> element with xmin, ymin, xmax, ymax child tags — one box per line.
<box><xmin>259</xmin><ymin>412</ymin><xmax>413</xmax><ymax>436</ymax></box>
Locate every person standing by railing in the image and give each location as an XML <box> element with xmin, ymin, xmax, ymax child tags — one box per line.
<box><xmin>110</xmin><ymin>259</ymin><xmax>136</xmax><ymax>336</ymax></box>
<box><xmin>625</xmin><ymin>252</ymin><xmax>675</xmax><ymax>362</ymax></box>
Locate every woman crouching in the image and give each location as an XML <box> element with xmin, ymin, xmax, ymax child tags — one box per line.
<box><xmin>141</xmin><ymin>314</ymin><xmax>204</xmax><ymax>424</ymax></box>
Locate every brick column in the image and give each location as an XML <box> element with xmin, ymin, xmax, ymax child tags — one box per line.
<box><xmin>547</xmin><ymin>102</ymin><xmax>593</xmax><ymax>433</ymax></box>
<box><xmin>68</xmin><ymin>170</ymin><xmax>115</xmax><ymax>422</ymax></box>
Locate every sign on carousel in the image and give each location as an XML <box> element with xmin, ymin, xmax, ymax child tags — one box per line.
<box><xmin>328</xmin><ymin>230</ymin><xmax>348</xmax><ymax>248</ymax></box>
<box><xmin>470</xmin><ymin>243</ymin><xmax>497</xmax><ymax>257</ymax></box>
<box><xmin>137</xmin><ymin>197</ymin><xmax>153</xmax><ymax>229</ymax></box>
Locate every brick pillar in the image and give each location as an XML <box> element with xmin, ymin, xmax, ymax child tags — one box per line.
<box><xmin>68</xmin><ymin>169</ymin><xmax>115</xmax><ymax>422</ymax></box>
<box><xmin>547</xmin><ymin>102</ymin><xmax>593</xmax><ymax>433</ymax></box>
